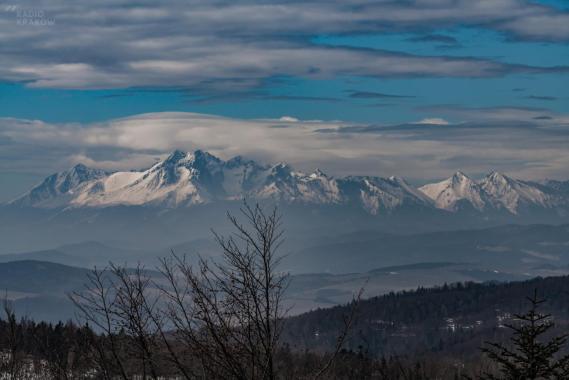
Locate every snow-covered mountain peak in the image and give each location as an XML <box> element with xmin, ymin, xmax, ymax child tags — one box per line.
<box><xmin>450</xmin><ymin>171</ymin><xmax>470</xmax><ymax>183</ymax></box>
<box><xmin>188</xmin><ymin>150</ymin><xmax>224</xmax><ymax>176</ymax></box>
<box><xmin>310</xmin><ymin>168</ymin><xmax>328</xmax><ymax>178</ymax></box>
<box><xmin>268</xmin><ymin>163</ymin><xmax>294</xmax><ymax>179</ymax></box>
<box><xmin>384</xmin><ymin>176</ymin><xmax>425</xmax><ymax>197</ymax></box>
<box><xmin>485</xmin><ymin>171</ymin><xmax>512</xmax><ymax>185</ymax></box>
<box><xmin>70</xmin><ymin>163</ymin><xmax>88</xmax><ymax>171</ymax></box>
<box><xmin>151</xmin><ymin>150</ymin><xmax>223</xmax><ymax>184</ymax></box>
<box><xmin>225</xmin><ymin>155</ymin><xmax>252</xmax><ymax>168</ymax></box>
<box><xmin>480</xmin><ymin>171</ymin><xmax>552</xmax><ymax>213</ymax></box>
<box><xmin>160</xmin><ymin>149</ymin><xmax>221</xmax><ymax>170</ymax></box>
<box><xmin>191</xmin><ymin>149</ymin><xmax>221</xmax><ymax>165</ymax></box>
<box><xmin>8</xmin><ymin>152</ymin><xmax>569</xmax><ymax>216</ymax></box>
<box><xmin>159</xmin><ymin>149</ymin><xmax>220</xmax><ymax>167</ymax></box>
<box><xmin>163</xmin><ymin>149</ymin><xmax>189</xmax><ymax>164</ymax></box>
<box><xmin>11</xmin><ymin>163</ymin><xmax>107</xmax><ymax>207</ymax></box>
<box><xmin>67</xmin><ymin>163</ymin><xmax>107</xmax><ymax>179</ymax></box>
<box><xmin>388</xmin><ymin>175</ymin><xmax>401</xmax><ymax>182</ymax></box>
<box><xmin>419</xmin><ymin>172</ymin><xmax>487</xmax><ymax>211</ymax></box>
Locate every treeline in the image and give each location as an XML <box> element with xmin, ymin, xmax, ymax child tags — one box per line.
<box><xmin>0</xmin><ymin>313</ymin><xmax>487</xmax><ymax>380</ymax></box>
<box><xmin>3</xmin><ymin>280</ymin><xmax>569</xmax><ymax>379</ymax></box>
<box><xmin>284</xmin><ymin>275</ymin><xmax>569</xmax><ymax>358</ymax></box>
<box><xmin>0</xmin><ymin>314</ymin><xmax>497</xmax><ymax>380</ymax></box>
<box><xmin>0</xmin><ymin>303</ymin><xmax>95</xmax><ymax>379</ymax></box>
<box><xmin>2</xmin><ymin>280</ymin><xmax>569</xmax><ymax>378</ymax></box>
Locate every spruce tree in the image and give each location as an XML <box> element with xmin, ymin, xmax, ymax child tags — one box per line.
<box><xmin>478</xmin><ymin>290</ymin><xmax>569</xmax><ymax>380</ymax></box>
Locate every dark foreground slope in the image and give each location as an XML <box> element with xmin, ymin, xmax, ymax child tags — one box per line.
<box><xmin>2</xmin><ymin>261</ymin><xmax>569</xmax><ymax>378</ymax></box>
<box><xmin>283</xmin><ymin>275</ymin><xmax>569</xmax><ymax>358</ymax></box>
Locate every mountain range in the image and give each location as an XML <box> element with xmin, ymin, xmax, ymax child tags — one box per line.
<box><xmin>9</xmin><ymin>150</ymin><xmax>569</xmax><ymax>216</ymax></box>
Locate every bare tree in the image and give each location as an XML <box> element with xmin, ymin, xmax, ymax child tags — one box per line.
<box><xmin>311</xmin><ymin>287</ymin><xmax>364</xmax><ymax>380</ymax></box>
<box><xmin>71</xmin><ymin>203</ymin><xmax>360</xmax><ymax>379</ymax></box>
<box><xmin>110</xmin><ymin>263</ymin><xmax>162</xmax><ymax>380</ymax></box>
<box><xmin>0</xmin><ymin>298</ymin><xmax>25</xmax><ymax>379</ymax></box>
<box><xmin>157</xmin><ymin>203</ymin><xmax>288</xmax><ymax>380</ymax></box>
<box><xmin>70</xmin><ymin>268</ymin><xmax>130</xmax><ymax>380</ymax></box>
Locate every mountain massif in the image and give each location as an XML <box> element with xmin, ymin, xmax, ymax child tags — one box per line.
<box><xmin>9</xmin><ymin>150</ymin><xmax>569</xmax><ymax>217</ymax></box>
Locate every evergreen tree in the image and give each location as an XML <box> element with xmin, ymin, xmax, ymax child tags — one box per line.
<box><xmin>478</xmin><ymin>290</ymin><xmax>569</xmax><ymax>380</ymax></box>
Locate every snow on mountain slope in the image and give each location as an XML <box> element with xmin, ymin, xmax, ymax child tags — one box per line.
<box><xmin>10</xmin><ymin>150</ymin><xmax>431</xmax><ymax>213</ymax></box>
<box><xmin>418</xmin><ymin>171</ymin><xmax>566</xmax><ymax>214</ymax></box>
<box><xmin>223</xmin><ymin>156</ymin><xmax>269</xmax><ymax>195</ymax></box>
<box><xmin>480</xmin><ymin>172</ymin><xmax>555</xmax><ymax>214</ymax></box>
<box><xmin>418</xmin><ymin>172</ymin><xmax>488</xmax><ymax>211</ymax></box>
<box><xmin>8</xmin><ymin>151</ymin><xmax>569</xmax><ymax>216</ymax></box>
<box><xmin>253</xmin><ymin>165</ymin><xmax>343</xmax><ymax>204</ymax></box>
<box><xmin>73</xmin><ymin>150</ymin><xmax>226</xmax><ymax>207</ymax></box>
<box><xmin>12</xmin><ymin>164</ymin><xmax>107</xmax><ymax>208</ymax></box>
<box><xmin>339</xmin><ymin>176</ymin><xmax>433</xmax><ymax>214</ymax></box>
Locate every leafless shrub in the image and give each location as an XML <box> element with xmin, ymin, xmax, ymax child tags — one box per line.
<box><xmin>71</xmin><ymin>203</ymin><xmax>360</xmax><ymax>379</ymax></box>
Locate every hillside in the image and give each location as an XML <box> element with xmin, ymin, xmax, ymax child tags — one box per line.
<box><xmin>283</xmin><ymin>275</ymin><xmax>569</xmax><ymax>358</ymax></box>
<box><xmin>0</xmin><ymin>260</ymin><xmax>90</xmax><ymax>294</ymax></box>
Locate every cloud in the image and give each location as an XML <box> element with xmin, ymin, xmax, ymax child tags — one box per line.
<box><xmin>499</xmin><ymin>12</ymin><xmax>569</xmax><ymax>41</ymax></box>
<box><xmin>524</xmin><ymin>95</ymin><xmax>558</xmax><ymax>101</ymax></box>
<box><xmin>417</xmin><ymin>118</ymin><xmax>449</xmax><ymax>125</ymax></box>
<box><xmin>2</xmin><ymin>110</ymin><xmax>569</xmax><ymax>188</ymax></box>
<box><xmin>0</xmin><ymin>0</ymin><xmax>567</xmax><ymax>91</ymax></box>
<box><xmin>416</xmin><ymin>105</ymin><xmax>568</xmax><ymax>123</ymax></box>
<box><xmin>5</xmin><ymin>44</ymin><xmax>560</xmax><ymax>91</ymax></box>
<box><xmin>348</xmin><ymin>91</ymin><xmax>416</xmax><ymax>99</ymax></box>
<box><xmin>279</xmin><ymin>116</ymin><xmax>299</xmax><ymax>123</ymax></box>
<box><xmin>406</xmin><ymin>34</ymin><xmax>459</xmax><ymax>45</ymax></box>
<box><xmin>193</xmin><ymin>93</ymin><xmax>341</xmax><ymax>104</ymax></box>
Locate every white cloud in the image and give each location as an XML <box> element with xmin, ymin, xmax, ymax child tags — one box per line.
<box><xmin>0</xmin><ymin>0</ymin><xmax>566</xmax><ymax>90</ymax></box>
<box><xmin>417</xmin><ymin>118</ymin><xmax>449</xmax><ymax>125</ymax></box>
<box><xmin>279</xmin><ymin>116</ymin><xmax>299</xmax><ymax>123</ymax></box>
<box><xmin>1</xmin><ymin>110</ymin><xmax>569</xmax><ymax>184</ymax></box>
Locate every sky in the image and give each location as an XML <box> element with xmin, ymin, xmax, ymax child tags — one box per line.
<box><xmin>0</xmin><ymin>0</ymin><xmax>568</xmax><ymax>201</ymax></box>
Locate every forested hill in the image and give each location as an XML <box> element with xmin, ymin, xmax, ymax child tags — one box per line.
<box><xmin>283</xmin><ymin>275</ymin><xmax>569</xmax><ymax>358</ymax></box>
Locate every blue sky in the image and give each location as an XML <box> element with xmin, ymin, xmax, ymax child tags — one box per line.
<box><xmin>0</xmin><ymin>0</ymin><xmax>568</xmax><ymax>201</ymax></box>
<box><xmin>1</xmin><ymin>26</ymin><xmax>567</xmax><ymax>124</ymax></box>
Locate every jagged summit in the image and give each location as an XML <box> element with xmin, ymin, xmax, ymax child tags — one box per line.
<box><xmin>9</xmin><ymin>150</ymin><xmax>428</xmax><ymax>213</ymax></box>
<box><xmin>159</xmin><ymin>149</ymin><xmax>220</xmax><ymax>168</ymax></box>
<box><xmin>225</xmin><ymin>155</ymin><xmax>259</xmax><ymax>169</ymax></box>
<box><xmin>12</xmin><ymin>164</ymin><xmax>107</xmax><ymax>208</ymax></box>
<box><xmin>484</xmin><ymin>171</ymin><xmax>514</xmax><ymax>187</ymax></box>
<box><xmin>419</xmin><ymin>171</ymin><xmax>488</xmax><ymax>211</ymax></box>
<box><xmin>8</xmin><ymin>152</ymin><xmax>569</xmax><ymax>216</ymax></box>
<box><xmin>164</xmin><ymin>149</ymin><xmax>188</xmax><ymax>162</ymax></box>
<box><xmin>480</xmin><ymin>171</ymin><xmax>553</xmax><ymax>213</ymax></box>
<box><xmin>311</xmin><ymin>168</ymin><xmax>327</xmax><ymax>177</ymax></box>
<box><xmin>450</xmin><ymin>171</ymin><xmax>469</xmax><ymax>182</ymax></box>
